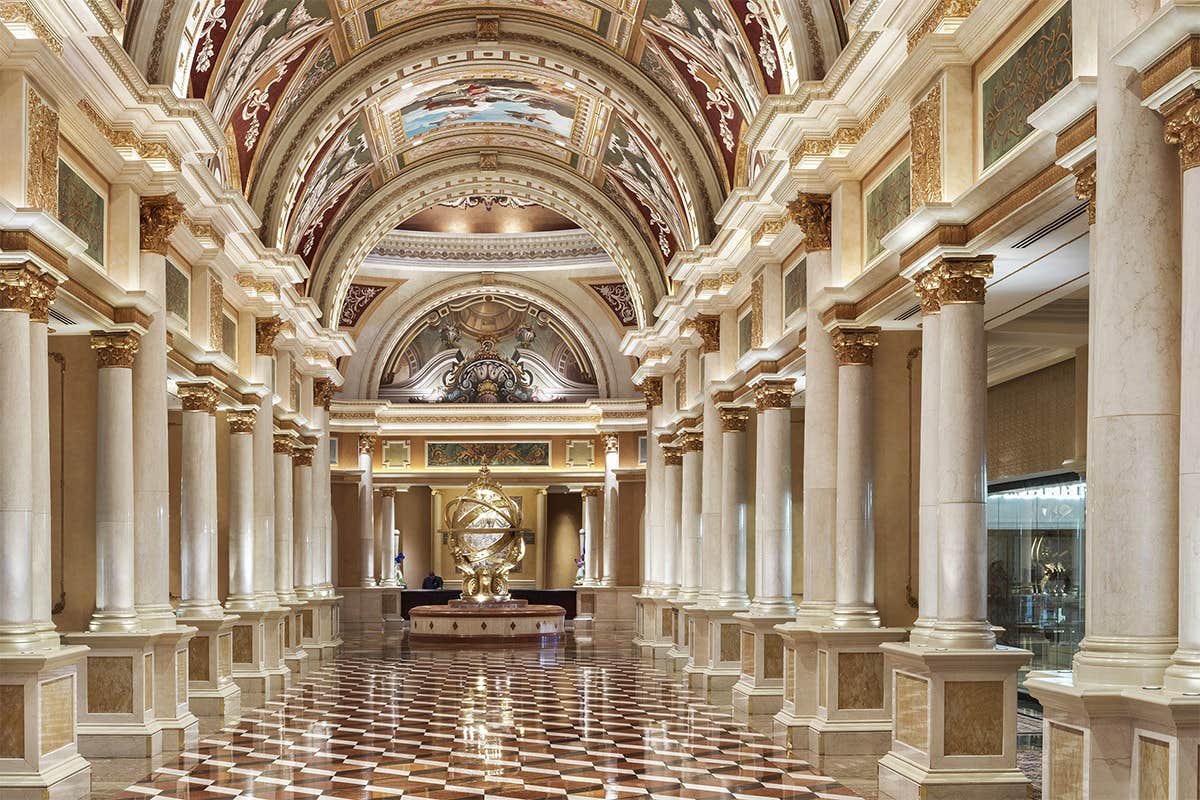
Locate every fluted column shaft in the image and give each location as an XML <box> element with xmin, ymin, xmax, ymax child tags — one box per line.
<box><xmin>750</xmin><ymin>382</ymin><xmax>796</xmax><ymax>615</ymax></box>
<box><xmin>29</xmin><ymin>274</ymin><xmax>56</xmax><ymax>644</ymax></box>
<box><xmin>582</xmin><ymin>487</ymin><xmax>602</xmax><ymax>585</ymax></box>
<box><xmin>274</xmin><ymin>435</ymin><xmax>297</xmax><ymax>604</ymax></box>
<box><xmin>600</xmin><ymin>434</ymin><xmax>619</xmax><ymax>587</ymax></box>
<box><xmin>225</xmin><ymin>410</ymin><xmax>258</xmax><ymax>609</ymax></box>
<box><xmin>910</xmin><ymin>271</ymin><xmax>942</xmax><ymax>644</ymax></box>
<box><xmin>718</xmin><ymin>408</ymin><xmax>749</xmax><ymax>608</ymax></box>
<box><xmin>678</xmin><ymin>433</ymin><xmax>703</xmax><ymax>602</ymax></box>
<box><xmin>831</xmin><ymin>329</ymin><xmax>881</xmax><ymax>628</ymax></box>
<box><xmin>178</xmin><ymin>383</ymin><xmax>221</xmax><ymax>617</ymax></box>
<box><xmin>661</xmin><ymin>445</ymin><xmax>682</xmax><ymax>594</ymax></box>
<box><xmin>293</xmin><ymin>445</ymin><xmax>314</xmax><ymax>597</ymax></box>
<box><xmin>379</xmin><ymin>488</ymin><xmax>397</xmax><ymax>587</ymax></box>
<box><xmin>358</xmin><ymin>434</ymin><xmax>377</xmax><ymax>587</ymax></box>
<box><xmin>90</xmin><ymin>331</ymin><xmax>141</xmax><ymax>632</ymax></box>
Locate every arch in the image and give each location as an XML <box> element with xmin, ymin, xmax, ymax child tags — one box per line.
<box><xmin>311</xmin><ymin>151</ymin><xmax>664</xmax><ymax>330</ymax></box>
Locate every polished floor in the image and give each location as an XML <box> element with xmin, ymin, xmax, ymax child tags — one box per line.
<box><xmin>94</xmin><ymin>632</ymin><xmax>1041</xmax><ymax>800</ymax></box>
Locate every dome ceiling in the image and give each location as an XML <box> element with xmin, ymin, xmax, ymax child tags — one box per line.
<box><xmin>131</xmin><ymin>0</ymin><xmax>847</xmax><ymax>325</ymax></box>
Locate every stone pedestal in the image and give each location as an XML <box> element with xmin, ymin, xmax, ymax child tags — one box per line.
<box><xmin>731</xmin><ymin>613</ymin><xmax>791</xmax><ymax>716</ymax></box>
<box><xmin>878</xmin><ymin>643</ymin><xmax>1031</xmax><ymax>800</ymax></box>
<box><xmin>179</xmin><ymin>614</ymin><xmax>241</xmax><ymax>730</ymax></box>
<box><xmin>683</xmin><ymin>607</ymin><xmax>743</xmax><ymax>693</ymax></box>
<box><xmin>635</xmin><ymin>596</ymin><xmax>675</xmax><ymax>659</ymax></box>
<box><xmin>301</xmin><ymin>596</ymin><xmax>342</xmax><ymax>663</ymax></box>
<box><xmin>575</xmin><ymin>586</ymin><xmax>635</xmax><ymax>634</ymax></box>
<box><xmin>802</xmin><ymin>627</ymin><xmax>908</xmax><ymax>756</ymax></box>
<box><xmin>61</xmin><ymin>631</ymin><xmax>165</xmax><ymax>758</ymax></box>
<box><xmin>281</xmin><ymin>603</ymin><xmax>310</xmax><ymax>679</ymax></box>
<box><xmin>664</xmin><ymin>598</ymin><xmax>691</xmax><ymax>671</ymax></box>
<box><xmin>0</xmin><ymin>645</ymin><xmax>91</xmax><ymax>800</ymax></box>
<box><xmin>773</xmin><ymin>623</ymin><xmax>821</xmax><ymax>738</ymax></box>
<box><xmin>226</xmin><ymin>608</ymin><xmax>290</xmax><ymax>709</ymax></box>
<box><xmin>380</xmin><ymin>587</ymin><xmax>405</xmax><ymax>626</ymax></box>
<box><xmin>338</xmin><ymin>585</ymin><xmax>384</xmax><ymax>633</ymax></box>
<box><xmin>149</xmin><ymin>627</ymin><xmax>199</xmax><ymax>751</ymax></box>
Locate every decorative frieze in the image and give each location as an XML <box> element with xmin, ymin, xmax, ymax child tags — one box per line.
<box><xmin>831</xmin><ymin>328</ymin><xmax>880</xmax><ymax>367</ymax></box>
<box><xmin>178</xmin><ymin>382</ymin><xmax>220</xmax><ymax>414</ymax></box>
<box><xmin>26</xmin><ymin>87</ymin><xmax>58</xmax><ymax>215</ymax></box>
<box><xmin>90</xmin><ymin>331</ymin><xmax>140</xmax><ymax>369</ymax></box>
<box><xmin>910</xmin><ymin>83</ymin><xmax>943</xmax><ymax>207</ymax></box>
<box><xmin>138</xmin><ymin>194</ymin><xmax>185</xmax><ymax>254</ymax></box>
<box><xmin>787</xmin><ymin>192</ymin><xmax>832</xmax><ymax>251</ymax></box>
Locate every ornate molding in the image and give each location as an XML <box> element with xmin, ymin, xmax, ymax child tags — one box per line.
<box><xmin>139</xmin><ymin>194</ymin><xmax>185</xmax><ymax>254</ymax></box>
<box><xmin>255</xmin><ymin>316</ymin><xmax>284</xmax><ymax>356</ymax></box>
<box><xmin>640</xmin><ymin>376</ymin><xmax>663</xmax><ymax>407</ymax></box>
<box><xmin>91</xmin><ymin>331</ymin><xmax>140</xmax><ymax>369</ymax></box>
<box><xmin>358</xmin><ymin>433</ymin><xmax>377</xmax><ymax>454</ymax></box>
<box><xmin>369</xmin><ymin>230</ymin><xmax>608</xmax><ymax>264</ymax></box>
<box><xmin>910</xmin><ymin>83</ymin><xmax>942</xmax><ymax>207</ymax></box>
<box><xmin>602</xmin><ymin>433</ymin><xmax>619</xmax><ymax>454</ymax></box>
<box><xmin>662</xmin><ymin>445</ymin><xmax>683</xmax><ymax>466</ymax></box>
<box><xmin>693</xmin><ymin>314</ymin><xmax>721</xmax><ymax>354</ymax></box>
<box><xmin>787</xmin><ymin>193</ymin><xmax>832</xmax><ymax>251</ymax></box>
<box><xmin>1164</xmin><ymin>91</ymin><xmax>1200</xmax><ymax>172</ymax></box>
<box><xmin>907</xmin><ymin>0</ymin><xmax>979</xmax><ymax>51</ymax></box>
<box><xmin>913</xmin><ymin>267</ymin><xmax>942</xmax><ymax>316</ymax></box>
<box><xmin>754</xmin><ymin>379</ymin><xmax>795</xmax><ymax>411</ymax></box>
<box><xmin>29</xmin><ymin>272</ymin><xmax>57</xmax><ymax>323</ymax></box>
<box><xmin>226</xmin><ymin>409</ymin><xmax>258</xmax><ymax>434</ymax></box>
<box><xmin>76</xmin><ymin>99</ymin><xmax>180</xmax><ymax>170</ymax></box>
<box><xmin>178</xmin><ymin>382</ymin><xmax>220</xmax><ymax>414</ymax></box>
<box><xmin>26</xmin><ymin>87</ymin><xmax>58</xmax><ymax>215</ymax></box>
<box><xmin>0</xmin><ymin>264</ymin><xmax>38</xmax><ymax>312</ymax></box>
<box><xmin>719</xmin><ymin>407</ymin><xmax>750</xmax><ymax>431</ymax></box>
<box><xmin>832</xmin><ymin>328</ymin><xmax>880</xmax><ymax>367</ymax></box>
<box><xmin>1073</xmin><ymin>160</ymin><xmax>1096</xmax><ymax>225</ymax></box>
<box><xmin>314</xmin><ymin>378</ymin><xmax>337</xmax><ymax>410</ymax></box>
<box><xmin>935</xmin><ymin>256</ymin><xmax>994</xmax><ymax>304</ymax></box>
<box><xmin>680</xmin><ymin>432</ymin><xmax>703</xmax><ymax>453</ymax></box>
<box><xmin>208</xmin><ymin>275</ymin><xmax>223</xmax><ymax>352</ymax></box>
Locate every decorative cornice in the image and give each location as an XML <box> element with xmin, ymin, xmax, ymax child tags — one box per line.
<box><xmin>226</xmin><ymin>409</ymin><xmax>258</xmax><ymax>434</ymax></box>
<box><xmin>255</xmin><ymin>316</ymin><xmax>284</xmax><ymax>356</ymax></box>
<box><xmin>787</xmin><ymin>193</ymin><xmax>832</xmax><ymax>251</ymax></box>
<box><xmin>934</xmin><ymin>256</ymin><xmax>994</xmax><ymax>304</ymax></box>
<box><xmin>139</xmin><ymin>194</ymin><xmax>185</xmax><ymax>255</ymax></box>
<box><xmin>719</xmin><ymin>407</ymin><xmax>750</xmax><ymax>431</ymax></box>
<box><xmin>754</xmin><ymin>379</ymin><xmax>795</xmax><ymax>411</ymax></box>
<box><xmin>178</xmin><ymin>382</ymin><xmax>220</xmax><ymax>414</ymax></box>
<box><xmin>832</xmin><ymin>328</ymin><xmax>880</xmax><ymax>366</ymax></box>
<box><xmin>76</xmin><ymin>99</ymin><xmax>181</xmax><ymax>171</ymax></box>
<box><xmin>91</xmin><ymin>331</ymin><xmax>140</xmax><ymax>369</ymax></box>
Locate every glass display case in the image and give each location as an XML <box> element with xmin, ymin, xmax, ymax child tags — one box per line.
<box><xmin>986</xmin><ymin>477</ymin><xmax>1086</xmax><ymax>678</ymax></box>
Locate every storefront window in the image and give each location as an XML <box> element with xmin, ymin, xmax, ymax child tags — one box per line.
<box><xmin>986</xmin><ymin>477</ymin><xmax>1086</xmax><ymax>678</ymax></box>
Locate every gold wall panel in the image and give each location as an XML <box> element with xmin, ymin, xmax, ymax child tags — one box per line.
<box><xmin>39</xmin><ymin>675</ymin><xmax>74</xmax><ymax>755</ymax></box>
<box><xmin>837</xmin><ymin>652</ymin><xmax>884</xmax><ymax>710</ymax></box>
<box><xmin>1047</xmin><ymin>724</ymin><xmax>1084</xmax><ymax>800</ymax></box>
<box><xmin>232</xmin><ymin>625</ymin><xmax>255</xmax><ymax>664</ymax></box>
<box><xmin>0</xmin><ymin>685</ymin><xmax>24</xmax><ymax>757</ymax></box>
<box><xmin>189</xmin><ymin>636</ymin><xmax>210</xmax><ymax>682</ymax></box>
<box><xmin>1137</xmin><ymin>736</ymin><xmax>1170</xmax><ymax>800</ymax></box>
<box><xmin>894</xmin><ymin>673</ymin><xmax>929</xmax><ymax>751</ymax></box>
<box><xmin>943</xmin><ymin>680</ymin><xmax>1004</xmax><ymax>756</ymax></box>
<box><xmin>763</xmin><ymin>634</ymin><xmax>783</xmax><ymax>679</ymax></box>
<box><xmin>987</xmin><ymin>359</ymin><xmax>1074</xmax><ymax>481</ymax></box>
<box><xmin>87</xmin><ymin>656</ymin><xmax>134</xmax><ymax>714</ymax></box>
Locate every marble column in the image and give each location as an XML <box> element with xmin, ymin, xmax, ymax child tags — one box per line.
<box><xmin>581</xmin><ymin>486</ymin><xmax>602</xmax><ymax>586</ymax></box>
<box><xmin>253</xmin><ymin>318</ymin><xmax>283</xmax><ymax>609</ymax></box>
<box><xmin>0</xmin><ymin>266</ymin><xmax>37</xmax><ymax>650</ymax></box>
<box><xmin>932</xmin><ymin>258</ymin><xmax>996</xmax><ymax>649</ymax></box>
<box><xmin>909</xmin><ymin>268</ymin><xmax>942</xmax><ymax>644</ymax></box>
<box><xmin>718</xmin><ymin>407</ymin><xmax>749</xmax><ymax>609</ymax></box>
<box><xmin>431</xmin><ymin>488</ymin><xmax>445</xmax><ymax>578</ymax></box>
<box><xmin>133</xmin><ymin>194</ymin><xmax>184</xmax><ymax>631</ymax></box>
<box><xmin>178</xmin><ymin>383</ymin><xmax>222</xmax><ymax>617</ymax></box>
<box><xmin>534</xmin><ymin>488</ymin><xmax>547</xmax><ymax>588</ymax></box>
<box><xmin>379</xmin><ymin>487</ymin><xmax>397</xmax><ymax>587</ymax></box>
<box><xmin>293</xmin><ymin>442</ymin><xmax>315</xmax><ymax>598</ymax></box>
<box><xmin>697</xmin><ymin>317</ymin><xmax>723</xmax><ymax>607</ymax></box>
<box><xmin>677</xmin><ymin>432</ymin><xmax>704</xmax><ymax>602</ymax></box>
<box><xmin>225</xmin><ymin>409</ymin><xmax>259</xmax><ymax>611</ymax></box>
<box><xmin>89</xmin><ymin>331</ymin><xmax>141</xmax><ymax>632</ymax></box>
<box><xmin>641</xmin><ymin>377</ymin><xmax>664</xmax><ymax>594</ymax></box>
<box><xmin>660</xmin><ymin>442</ymin><xmax>682</xmax><ymax>595</ymax></box>
<box><xmin>312</xmin><ymin>380</ymin><xmax>336</xmax><ymax>595</ymax></box>
<box><xmin>830</xmin><ymin>328</ymin><xmax>880</xmax><ymax>628</ymax></box>
<box><xmin>600</xmin><ymin>433</ymin><xmax>619</xmax><ymax>587</ymax></box>
<box><xmin>273</xmin><ymin>433</ymin><xmax>297</xmax><ymax>604</ymax></box>
<box><xmin>358</xmin><ymin>433</ymin><xmax>377</xmax><ymax>587</ymax></box>
<box><xmin>29</xmin><ymin>272</ymin><xmax>58</xmax><ymax>646</ymax></box>
<box><xmin>749</xmin><ymin>381</ymin><xmax>796</xmax><ymax>615</ymax></box>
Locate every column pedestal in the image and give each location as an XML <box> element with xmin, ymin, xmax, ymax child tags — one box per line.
<box><xmin>302</xmin><ymin>596</ymin><xmax>342</xmax><ymax>663</ymax></box>
<box><xmin>179</xmin><ymin>614</ymin><xmax>241</xmax><ymax>730</ymax></box>
<box><xmin>61</xmin><ymin>631</ymin><xmax>167</xmax><ymax>758</ymax></box>
<box><xmin>878</xmin><ymin>643</ymin><xmax>1031</xmax><ymax>800</ymax></box>
<box><xmin>635</xmin><ymin>595</ymin><xmax>676</xmax><ymax>659</ymax></box>
<box><xmin>0</xmin><ymin>645</ymin><xmax>90</xmax><ymax>800</ymax></box>
<box><xmin>281</xmin><ymin>602</ymin><xmax>310</xmax><ymax>679</ymax></box>
<box><xmin>149</xmin><ymin>626</ymin><xmax>200</xmax><ymax>751</ymax></box>
<box><xmin>773</xmin><ymin>623</ymin><xmax>821</xmax><ymax>739</ymax></box>
<box><xmin>226</xmin><ymin>608</ymin><xmax>290</xmax><ymax>709</ymax></box>
<box><xmin>338</xmin><ymin>586</ymin><xmax>385</xmax><ymax>633</ymax></box>
<box><xmin>663</xmin><ymin>598</ymin><xmax>691</xmax><ymax>671</ymax></box>
<box><xmin>682</xmin><ymin>607</ymin><xmax>743</xmax><ymax>693</ymax></box>
<box><xmin>801</xmin><ymin>627</ymin><xmax>907</xmax><ymax>756</ymax></box>
<box><xmin>731</xmin><ymin>613</ymin><xmax>791</xmax><ymax>716</ymax></box>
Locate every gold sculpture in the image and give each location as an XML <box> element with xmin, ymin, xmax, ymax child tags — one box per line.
<box><xmin>442</xmin><ymin>461</ymin><xmax>527</xmax><ymax>602</ymax></box>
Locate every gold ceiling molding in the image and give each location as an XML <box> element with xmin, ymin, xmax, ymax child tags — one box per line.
<box><xmin>0</xmin><ymin>2</ymin><xmax>62</xmax><ymax>53</ymax></box>
<box><xmin>1054</xmin><ymin>109</ymin><xmax>1096</xmax><ymax>160</ymax></box>
<box><xmin>751</xmin><ymin>217</ymin><xmax>787</xmax><ymax>245</ymax></box>
<box><xmin>185</xmin><ymin>219</ymin><xmax>226</xmax><ymax>249</ymax></box>
<box><xmin>77</xmin><ymin>99</ymin><xmax>182</xmax><ymax>171</ymax></box>
<box><xmin>909</xmin><ymin>83</ymin><xmax>942</xmax><ymax>207</ymax></box>
<box><xmin>788</xmin><ymin>96</ymin><xmax>891</xmax><ymax>166</ymax></box>
<box><xmin>696</xmin><ymin>269</ymin><xmax>740</xmax><ymax>292</ymax></box>
<box><xmin>26</xmin><ymin>87</ymin><xmax>58</xmax><ymax>216</ymax></box>
<box><xmin>906</xmin><ymin>0</ymin><xmax>979</xmax><ymax>52</ymax></box>
<box><xmin>476</xmin><ymin>15</ymin><xmax>499</xmax><ymax>42</ymax></box>
<box><xmin>818</xmin><ymin>274</ymin><xmax>911</xmax><ymax>328</ymax></box>
<box><xmin>1141</xmin><ymin>36</ymin><xmax>1200</xmax><ymax>101</ymax></box>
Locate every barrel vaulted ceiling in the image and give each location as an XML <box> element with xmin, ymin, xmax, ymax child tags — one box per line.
<box><xmin>127</xmin><ymin>0</ymin><xmax>848</xmax><ymax>327</ymax></box>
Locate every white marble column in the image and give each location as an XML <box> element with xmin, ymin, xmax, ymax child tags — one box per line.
<box><xmin>677</xmin><ymin>432</ymin><xmax>703</xmax><ymax>602</ymax></box>
<box><xmin>830</xmin><ymin>328</ymin><xmax>881</xmax><ymax>628</ymax></box>
<box><xmin>661</xmin><ymin>443</ymin><xmax>682</xmax><ymax>596</ymax></box>
<box><xmin>312</xmin><ymin>381</ymin><xmax>334</xmax><ymax>594</ymax></box>
<box><xmin>930</xmin><ymin>258</ymin><xmax>996</xmax><ymax>649</ymax></box>
<box><xmin>697</xmin><ymin>324</ymin><xmax>723</xmax><ymax>606</ymax></box>
<box><xmin>909</xmin><ymin>269</ymin><xmax>942</xmax><ymax>644</ymax></box>
<box><xmin>642</xmin><ymin>378</ymin><xmax>664</xmax><ymax>593</ymax></box>
<box><xmin>0</xmin><ymin>267</ymin><xmax>37</xmax><ymax>650</ymax></box>
<box><xmin>358</xmin><ymin>433</ymin><xmax>377</xmax><ymax>587</ymax></box>
<box><xmin>750</xmin><ymin>381</ymin><xmax>796</xmax><ymax>616</ymax></box>
<box><xmin>431</xmin><ymin>488</ymin><xmax>445</xmax><ymax>579</ymax></box>
<box><xmin>582</xmin><ymin>486</ymin><xmax>602</xmax><ymax>586</ymax></box>
<box><xmin>253</xmin><ymin>318</ymin><xmax>282</xmax><ymax>608</ymax></box>
<box><xmin>90</xmin><ymin>331</ymin><xmax>141</xmax><ymax>632</ymax></box>
<box><xmin>29</xmin><ymin>273</ymin><xmax>57</xmax><ymax>645</ymax></box>
<box><xmin>718</xmin><ymin>407</ymin><xmax>749</xmax><ymax>609</ymax></box>
<box><xmin>133</xmin><ymin>195</ymin><xmax>184</xmax><ymax>631</ymax></box>
<box><xmin>600</xmin><ymin>434</ymin><xmax>619</xmax><ymax>587</ymax></box>
<box><xmin>379</xmin><ymin>487</ymin><xmax>397</xmax><ymax>587</ymax></box>
<box><xmin>534</xmin><ymin>488</ymin><xmax>547</xmax><ymax>588</ymax></box>
<box><xmin>178</xmin><ymin>383</ymin><xmax>222</xmax><ymax>618</ymax></box>
<box><xmin>274</xmin><ymin>433</ymin><xmax>297</xmax><ymax>604</ymax></box>
<box><xmin>292</xmin><ymin>442</ymin><xmax>315</xmax><ymax>598</ymax></box>
<box><xmin>225</xmin><ymin>408</ymin><xmax>258</xmax><ymax>611</ymax></box>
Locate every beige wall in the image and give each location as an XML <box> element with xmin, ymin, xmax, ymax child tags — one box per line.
<box><xmin>546</xmin><ymin>493</ymin><xmax>583</xmax><ymax>589</ymax></box>
<box><xmin>986</xmin><ymin>358</ymin><xmax>1077</xmax><ymax>483</ymax></box>
<box><xmin>613</xmin><ymin>474</ymin><xmax>645</xmax><ymax>586</ymax></box>
<box><xmin>397</xmin><ymin>486</ymin><xmax>431</xmax><ymax>585</ymax></box>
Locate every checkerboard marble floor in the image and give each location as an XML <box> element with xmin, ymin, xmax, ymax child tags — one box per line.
<box><xmin>103</xmin><ymin>633</ymin><xmax>862</xmax><ymax>800</ymax></box>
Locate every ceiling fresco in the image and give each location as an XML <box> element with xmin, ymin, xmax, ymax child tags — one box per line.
<box><xmin>138</xmin><ymin>0</ymin><xmax>847</xmax><ymax>321</ymax></box>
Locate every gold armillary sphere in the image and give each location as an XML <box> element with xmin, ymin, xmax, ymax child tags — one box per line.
<box><xmin>442</xmin><ymin>461</ymin><xmax>527</xmax><ymax>601</ymax></box>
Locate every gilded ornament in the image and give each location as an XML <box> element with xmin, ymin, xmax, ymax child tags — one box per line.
<box><xmin>581</xmin><ymin>486</ymin><xmax>602</xmax><ymax>497</ymax></box>
<box><xmin>358</xmin><ymin>433</ymin><xmax>377</xmax><ymax>454</ymax></box>
<box><xmin>719</xmin><ymin>407</ymin><xmax>750</xmax><ymax>431</ymax></box>
<box><xmin>139</xmin><ymin>194</ymin><xmax>185</xmax><ymax>254</ymax></box>
<box><xmin>186</xmin><ymin>219</ymin><xmax>225</xmax><ymax>248</ymax></box>
<box><xmin>313</xmin><ymin>378</ymin><xmax>336</xmax><ymax>409</ymax></box>
<box><xmin>29</xmin><ymin>272</ymin><xmax>57</xmax><ymax>323</ymax></box>
<box><xmin>476</xmin><ymin>16</ymin><xmax>498</xmax><ymax>41</ymax></box>
<box><xmin>479</xmin><ymin>152</ymin><xmax>498</xmax><ymax>171</ymax></box>
<box><xmin>76</xmin><ymin>99</ymin><xmax>180</xmax><ymax>170</ymax></box>
<box><xmin>226</xmin><ymin>409</ymin><xmax>257</xmax><ymax>434</ymax></box>
<box><xmin>379</xmin><ymin>486</ymin><xmax>396</xmax><ymax>497</ymax></box>
<box><xmin>90</xmin><ymin>331</ymin><xmax>139</xmax><ymax>369</ymax></box>
<box><xmin>1164</xmin><ymin>92</ymin><xmax>1200</xmax><ymax>172</ymax></box>
<box><xmin>750</xmin><ymin>275</ymin><xmax>764</xmax><ymax>348</ymax></box>
<box><xmin>208</xmin><ymin>275</ymin><xmax>223</xmax><ymax>352</ymax></box>
<box><xmin>913</xmin><ymin>267</ymin><xmax>942</xmax><ymax>316</ymax></box>
<box><xmin>693</xmin><ymin>314</ymin><xmax>720</xmax><ymax>354</ymax></box>
<box><xmin>292</xmin><ymin>446</ymin><xmax>314</xmax><ymax>467</ymax></box>
<box><xmin>754</xmin><ymin>379</ymin><xmax>795</xmax><ymax>411</ymax></box>
<box><xmin>640</xmin><ymin>376</ymin><xmax>663</xmax><ymax>407</ymax></box>
<box><xmin>752</xmin><ymin>216</ymin><xmax>787</xmax><ymax>245</ymax></box>
<box><xmin>273</xmin><ymin>433</ymin><xmax>296</xmax><ymax>456</ymax></box>
<box><xmin>662</xmin><ymin>445</ymin><xmax>683</xmax><ymax>466</ymax></box>
<box><xmin>787</xmin><ymin>193</ymin><xmax>832</xmax><ymax>250</ymax></box>
<box><xmin>0</xmin><ymin>2</ymin><xmax>62</xmax><ymax>53</ymax></box>
<box><xmin>602</xmin><ymin>433</ymin><xmax>619</xmax><ymax>454</ymax></box>
<box><xmin>934</xmin><ymin>256</ymin><xmax>994</xmax><ymax>304</ymax></box>
<box><xmin>832</xmin><ymin>328</ymin><xmax>880</xmax><ymax>366</ymax></box>
<box><xmin>910</xmin><ymin>84</ymin><xmax>943</xmax><ymax>207</ymax></box>
<box><xmin>255</xmin><ymin>316</ymin><xmax>284</xmax><ymax>355</ymax></box>
<box><xmin>0</xmin><ymin>264</ymin><xmax>37</xmax><ymax>311</ymax></box>
<box><xmin>178</xmin><ymin>382</ymin><xmax>220</xmax><ymax>413</ymax></box>
<box><xmin>26</xmin><ymin>87</ymin><xmax>58</xmax><ymax>215</ymax></box>
<box><xmin>1073</xmin><ymin>161</ymin><xmax>1096</xmax><ymax>226</ymax></box>
<box><xmin>907</xmin><ymin>0</ymin><xmax>979</xmax><ymax>50</ymax></box>
<box><xmin>680</xmin><ymin>432</ymin><xmax>703</xmax><ymax>453</ymax></box>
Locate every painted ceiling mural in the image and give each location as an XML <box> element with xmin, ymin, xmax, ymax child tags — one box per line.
<box><xmin>144</xmin><ymin>0</ymin><xmax>844</xmax><ymax>310</ymax></box>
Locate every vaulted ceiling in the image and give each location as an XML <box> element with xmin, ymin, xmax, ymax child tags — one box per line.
<box><xmin>126</xmin><ymin>0</ymin><xmax>847</xmax><ymax>328</ymax></box>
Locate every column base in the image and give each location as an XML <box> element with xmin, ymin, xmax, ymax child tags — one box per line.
<box><xmin>0</xmin><ymin>644</ymin><xmax>91</xmax><ymax>800</ymax></box>
<box><xmin>302</xmin><ymin>596</ymin><xmax>343</xmax><ymax>663</ymax></box>
<box><xmin>380</xmin><ymin>588</ymin><xmax>405</xmax><ymax>626</ymax></box>
<box><xmin>682</xmin><ymin>606</ymin><xmax>745</xmax><ymax>694</ymax></box>
<box><xmin>338</xmin><ymin>586</ymin><xmax>384</xmax><ymax>634</ymax></box>
<box><xmin>149</xmin><ymin>625</ymin><xmax>200</xmax><ymax>752</ymax></box>
<box><xmin>773</xmin><ymin>622</ymin><xmax>820</xmax><ymax>742</ymax></box>
<box><xmin>576</xmin><ymin>586</ymin><xmax>637</xmax><ymax>633</ymax></box>
<box><xmin>281</xmin><ymin>603</ymin><xmax>311</xmax><ymax>680</ymax></box>
<box><xmin>799</xmin><ymin>626</ymin><xmax>908</xmax><ymax>757</ymax></box>
<box><xmin>222</xmin><ymin>608</ymin><xmax>290</xmax><ymax>709</ymax></box>
<box><xmin>878</xmin><ymin>641</ymin><xmax>1033</xmax><ymax>800</ymax></box>
<box><xmin>634</xmin><ymin>595</ymin><xmax>676</xmax><ymax>659</ymax></box>
<box><xmin>1025</xmin><ymin>670</ymin><xmax>1200</xmax><ymax>800</ymax></box>
<box><xmin>730</xmin><ymin>613</ymin><xmax>792</xmax><ymax>717</ymax></box>
<box><xmin>60</xmin><ymin>631</ymin><xmax>165</xmax><ymax>758</ymax></box>
<box><xmin>177</xmin><ymin>614</ymin><xmax>242</xmax><ymax>731</ymax></box>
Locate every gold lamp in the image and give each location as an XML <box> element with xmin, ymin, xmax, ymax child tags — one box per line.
<box><xmin>441</xmin><ymin>461</ymin><xmax>527</xmax><ymax>602</ymax></box>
